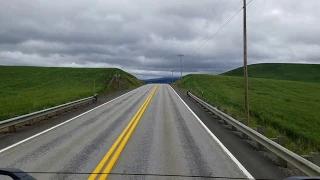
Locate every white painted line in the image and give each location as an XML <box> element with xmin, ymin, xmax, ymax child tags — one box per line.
<box><xmin>169</xmin><ymin>85</ymin><xmax>254</xmax><ymax>180</ymax></box>
<box><xmin>0</xmin><ymin>85</ymin><xmax>147</xmax><ymax>154</ymax></box>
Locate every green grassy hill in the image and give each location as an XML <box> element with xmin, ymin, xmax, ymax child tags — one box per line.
<box><xmin>222</xmin><ymin>63</ymin><xmax>320</xmax><ymax>83</ymax></box>
<box><xmin>174</xmin><ymin>74</ymin><xmax>320</xmax><ymax>154</ymax></box>
<box><xmin>0</xmin><ymin>66</ymin><xmax>142</xmax><ymax>121</ymax></box>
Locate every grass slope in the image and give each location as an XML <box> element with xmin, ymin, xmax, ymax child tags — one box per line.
<box><xmin>0</xmin><ymin>66</ymin><xmax>142</xmax><ymax>121</ymax></box>
<box><xmin>222</xmin><ymin>63</ymin><xmax>320</xmax><ymax>83</ymax></box>
<box><xmin>175</xmin><ymin>74</ymin><xmax>320</xmax><ymax>153</ymax></box>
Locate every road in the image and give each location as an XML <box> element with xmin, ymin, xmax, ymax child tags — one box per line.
<box><xmin>0</xmin><ymin>84</ymin><xmax>252</xmax><ymax>180</ymax></box>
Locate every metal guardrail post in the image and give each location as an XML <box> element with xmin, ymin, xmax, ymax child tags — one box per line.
<box><xmin>311</xmin><ymin>152</ymin><xmax>320</xmax><ymax>166</ymax></box>
<box><xmin>277</xmin><ymin>136</ymin><xmax>287</xmax><ymax>167</ymax></box>
<box><xmin>303</xmin><ymin>155</ymin><xmax>312</xmax><ymax>162</ymax></box>
<box><xmin>239</xmin><ymin>120</ymin><xmax>248</xmax><ymax>139</ymax></box>
<box><xmin>256</xmin><ymin>126</ymin><xmax>264</xmax><ymax>151</ymax></box>
<box><xmin>8</xmin><ymin>126</ymin><xmax>16</xmax><ymax>133</ymax></box>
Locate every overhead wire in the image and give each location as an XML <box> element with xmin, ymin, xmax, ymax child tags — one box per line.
<box><xmin>223</xmin><ymin>0</ymin><xmax>243</xmax><ymax>22</ymax></box>
<box><xmin>246</xmin><ymin>0</ymin><xmax>255</xmax><ymax>7</ymax></box>
<box><xmin>206</xmin><ymin>0</ymin><xmax>230</xmax><ymax>25</ymax></box>
<box><xmin>186</xmin><ymin>0</ymin><xmax>255</xmax><ymax>57</ymax></box>
<box><xmin>206</xmin><ymin>0</ymin><xmax>223</xmax><ymax>20</ymax></box>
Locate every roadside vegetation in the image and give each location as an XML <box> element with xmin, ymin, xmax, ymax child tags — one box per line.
<box><xmin>0</xmin><ymin>66</ymin><xmax>142</xmax><ymax>121</ymax></box>
<box><xmin>222</xmin><ymin>63</ymin><xmax>320</xmax><ymax>83</ymax></box>
<box><xmin>174</xmin><ymin>74</ymin><xmax>320</xmax><ymax>154</ymax></box>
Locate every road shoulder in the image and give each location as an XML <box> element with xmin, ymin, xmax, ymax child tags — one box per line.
<box><xmin>171</xmin><ymin>85</ymin><xmax>286</xmax><ymax>180</ymax></box>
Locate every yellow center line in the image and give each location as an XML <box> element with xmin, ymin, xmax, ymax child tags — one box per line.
<box><xmin>88</xmin><ymin>85</ymin><xmax>158</xmax><ymax>180</ymax></box>
<box><xmin>98</xmin><ymin>85</ymin><xmax>157</xmax><ymax>180</ymax></box>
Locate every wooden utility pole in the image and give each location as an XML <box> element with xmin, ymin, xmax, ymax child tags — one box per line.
<box><xmin>93</xmin><ymin>78</ymin><xmax>95</xmax><ymax>94</ymax></box>
<box><xmin>115</xmin><ymin>73</ymin><xmax>120</xmax><ymax>90</ymax></box>
<box><xmin>243</xmin><ymin>0</ymin><xmax>249</xmax><ymax>125</ymax></box>
<box><xmin>171</xmin><ymin>71</ymin><xmax>174</xmax><ymax>83</ymax></box>
<box><xmin>178</xmin><ymin>54</ymin><xmax>184</xmax><ymax>78</ymax></box>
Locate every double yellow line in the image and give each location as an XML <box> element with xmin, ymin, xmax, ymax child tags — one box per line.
<box><xmin>88</xmin><ymin>85</ymin><xmax>158</xmax><ymax>180</ymax></box>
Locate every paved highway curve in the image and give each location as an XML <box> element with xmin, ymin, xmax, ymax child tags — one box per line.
<box><xmin>0</xmin><ymin>84</ymin><xmax>253</xmax><ymax>180</ymax></box>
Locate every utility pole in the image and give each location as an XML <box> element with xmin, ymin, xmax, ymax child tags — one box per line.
<box><xmin>178</xmin><ymin>54</ymin><xmax>184</xmax><ymax>78</ymax></box>
<box><xmin>171</xmin><ymin>71</ymin><xmax>173</xmax><ymax>83</ymax></box>
<box><xmin>243</xmin><ymin>0</ymin><xmax>249</xmax><ymax>125</ymax></box>
<box><xmin>93</xmin><ymin>78</ymin><xmax>95</xmax><ymax>95</ymax></box>
<box><xmin>115</xmin><ymin>73</ymin><xmax>121</xmax><ymax>90</ymax></box>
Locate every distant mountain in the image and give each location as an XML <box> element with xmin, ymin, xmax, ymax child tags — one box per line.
<box><xmin>141</xmin><ymin>77</ymin><xmax>180</xmax><ymax>84</ymax></box>
<box><xmin>222</xmin><ymin>63</ymin><xmax>320</xmax><ymax>83</ymax></box>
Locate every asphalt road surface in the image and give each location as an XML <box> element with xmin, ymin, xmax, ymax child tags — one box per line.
<box><xmin>0</xmin><ymin>84</ymin><xmax>253</xmax><ymax>180</ymax></box>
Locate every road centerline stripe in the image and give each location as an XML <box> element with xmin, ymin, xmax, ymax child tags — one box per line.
<box><xmin>98</xmin><ymin>85</ymin><xmax>157</xmax><ymax>180</ymax></box>
<box><xmin>88</xmin><ymin>85</ymin><xmax>158</xmax><ymax>180</ymax></box>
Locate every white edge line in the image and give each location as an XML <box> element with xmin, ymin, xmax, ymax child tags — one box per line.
<box><xmin>169</xmin><ymin>85</ymin><xmax>255</xmax><ymax>180</ymax></box>
<box><xmin>0</xmin><ymin>85</ymin><xmax>145</xmax><ymax>154</ymax></box>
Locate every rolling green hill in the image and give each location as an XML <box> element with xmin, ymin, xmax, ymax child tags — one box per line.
<box><xmin>174</xmin><ymin>74</ymin><xmax>320</xmax><ymax>153</ymax></box>
<box><xmin>0</xmin><ymin>66</ymin><xmax>142</xmax><ymax>121</ymax></box>
<box><xmin>222</xmin><ymin>63</ymin><xmax>320</xmax><ymax>83</ymax></box>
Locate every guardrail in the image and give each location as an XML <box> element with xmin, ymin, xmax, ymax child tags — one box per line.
<box><xmin>0</xmin><ymin>95</ymin><xmax>98</xmax><ymax>132</ymax></box>
<box><xmin>187</xmin><ymin>91</ymin><xmax>320</xmax><ymax>176</ymax></box>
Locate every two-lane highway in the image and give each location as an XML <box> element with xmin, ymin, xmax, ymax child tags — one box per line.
<box><xmin>0</xmin><ymin>84</ymin><xmax>252</xmax><ymax>180</ymax></box>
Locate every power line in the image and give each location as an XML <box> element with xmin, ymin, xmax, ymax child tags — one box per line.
<box><xmin>178</xmin><ymin>54</ymin><xmax>184</xmax><ymax>78</ymax></box>
<box><xmin>223</xmin><ymin>0</ymin><xmax>243</xmax><ymax>22</ymax></box>
<box><xmin>206</xmin><ymin>0</ymin><xmax>223</xmax><ymax>20</ymax></box>
<box><xmin>206</xmin><ymin>0</ymin><xmax>229</xmax><ymax>25</ymax></box>
<box><xmin>246</xmin><ymin>0</ymin><xmax>255</xmax><ymax>6</ymax></box>
<box><xmin>190</xmin><ymin>0</ymin><xmax>228</xmax><ymax>56</ymax></box>
<box><xmin>186</xmin><ymin>0</ymin><xmax>255</xmax><ymax>57</ymax></box>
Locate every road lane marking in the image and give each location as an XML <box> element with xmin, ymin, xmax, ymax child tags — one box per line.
<box><xmin>0</xmin><ymin>85</ymin><xmax>148</xmax><ymax>154</ymax></box>
<box><xmin>88</xmin><ymin>85</ymin><xmax>158</xmax><ymax>180</ymax></box>
<box><xmin>168</xmin><ymin>85</ymin><xmax>254</xmax><ymax>180</ymax></box>
<box><xmin>99</xmin><ymin>85</ymin><xmax>157</xmax><ymax>180</ymax></box>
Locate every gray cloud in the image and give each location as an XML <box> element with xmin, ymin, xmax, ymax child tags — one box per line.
<box><xmin>0</xmin><ymin>0</ymin><xmax>320</xmax><ymax>79</ymax></box>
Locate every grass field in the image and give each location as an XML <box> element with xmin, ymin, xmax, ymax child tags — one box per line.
<box><xmin>174</xmin><ymin>74</ymin><xmax>320</xmax><ymax>154</ymax></box>
<box><xmin>222</xmin><ymin>63</ymin><xmax>320</xmax><ymax>83</ymax></box>
<box><xmin>0</xmin><ymin>66</ymin><xmax>142</xmax><ymax>121</ymax></box>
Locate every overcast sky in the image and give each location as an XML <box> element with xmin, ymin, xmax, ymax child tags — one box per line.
<box><xmin>1</xmin><ymin>0</ymin><xmax>319</xmax><ymax>79</ymax></box>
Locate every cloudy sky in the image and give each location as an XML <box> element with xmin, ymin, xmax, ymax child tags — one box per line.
<box><xmin>1</xmin><ymin>0</ymin><xmax>319</xmax><ymax>79</ymax></box>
